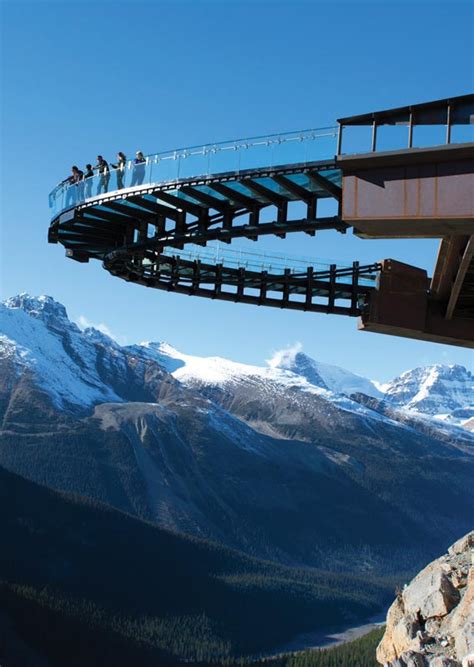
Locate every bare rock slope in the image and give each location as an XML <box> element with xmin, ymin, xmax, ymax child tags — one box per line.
<box><xmin>377</xmin><ymin>531</ymin><xmax>474</xmax><ymax>666</ymax></box>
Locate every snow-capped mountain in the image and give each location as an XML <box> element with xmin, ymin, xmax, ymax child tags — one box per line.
<box><xmin>133</xmin><ymin>341</ymin><xmax>377</xmax><ymax>398</ymax></box>
<box><xmin>0</xmin><ymin>294</ymin><xmax>122</xmax><ymax>409</ymax></box>
<box><xmin>383</xmin><ymin>364</ymin><xmax>474</xmax><ymax>425</ymax></box>
<box><xmin>131</xmin><ymin>341</ymin><xmax>472</xmax><ymax>428</ymax></box>
<box><xmin>1</xmin><ymin>294</ymin><xmax>473</xmax><ymax>575</ymax></box>
<box><xmin>0</xmin><ymin>294</ymin><xmax>471</xmax><ymax>426</ymax></box>
<box><xmin>132</xmin><ymin>341</ymin><xmax>382</xmax><ymax>398</ymax></box>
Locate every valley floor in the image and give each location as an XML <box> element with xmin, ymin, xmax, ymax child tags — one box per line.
<box><xmin>257</xmin><ymin>611</ymin><xmax>386</xmax><ymax>658</ymax></box>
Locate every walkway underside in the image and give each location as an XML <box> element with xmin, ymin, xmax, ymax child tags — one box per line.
<box><xmin>49</xmin><ymin>160</ymin><xmax>377</xmax><ymax>316</ymax></box>
<box><xmin>49</xmin><ymin>159</ymin><xmax>345</xmax><ymax>255</ymax></box>
<box><xmin>104</xmin><ymin>249</ymin><xmax>378</xmax><ymax>316</ymax></box>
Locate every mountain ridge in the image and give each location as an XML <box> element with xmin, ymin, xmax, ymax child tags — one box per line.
<box><xmin>1</xmin><ymin>293</ymin><xmax>473</xmax><ymax>574</ymax></box>
<box><xmin>1</xmin><ymin>293</ymin><xmax>472</xmax><ymax>427</ymax></box>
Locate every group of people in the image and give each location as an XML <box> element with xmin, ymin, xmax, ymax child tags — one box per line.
<box><xmin>63</xmin><ymin>151</ymin><xmax>147</xmax><ymax>204</ymax></box>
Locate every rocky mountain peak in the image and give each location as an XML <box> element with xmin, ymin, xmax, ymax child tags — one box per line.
<box><xmin>384</xmin><ymin>364</ymin><xmax>474</xmax><ymax>422</ymax></box>
<box><xmin>377</xmin><ymin>531</ymin><xmax>474</xmax><ymax>666</ymax></box>
<box><xmin>268</xmin><ymin>345</ymin><xmax>382</xmax><ymax>397</ymax></box>
<box><xmin>0</xmin><ymin>294</ymin><xmax>472</xmax><ymax>428</ymax></box>
<box><xmin>2</xmin><ymin>293</ymin><xmax>72</xmax><ymax>331</ymax></box>
<box><xmin>269</xmin><ymin>348</ymin><xmax>330</xmax><ymax>390</ymax></box>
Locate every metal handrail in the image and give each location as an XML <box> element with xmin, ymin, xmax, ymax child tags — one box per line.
<box><xmin>48</xmin><ymin>125</ymin><xmax>338</xmax><ymax>212</ymax></box>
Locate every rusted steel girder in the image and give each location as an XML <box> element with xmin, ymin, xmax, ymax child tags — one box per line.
<box><xmin>359</xmin><ymin>259</ymin><xmax>474</xmax><ymax>347</ymax></box>
<box><xmin>338</xmin><ymin>144</ymin><xmax>474</xmax><ymax>238</ymax></box>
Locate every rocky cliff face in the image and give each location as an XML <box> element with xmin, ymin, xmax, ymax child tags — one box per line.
<box><xmin>377</xmin><ymin>532</ymin><xmax>474</xmax><ymax>666</ymax></box>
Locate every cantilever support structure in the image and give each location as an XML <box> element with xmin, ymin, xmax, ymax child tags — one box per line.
<box><xmin>48</xmin><ymin>94</ymin><xmax>474</xmax><ymax>347</ymax></box>
<box><xmin>359</xmin><ymin>259</ymin><xmax>474</xmax><ymax>348</ymax></box>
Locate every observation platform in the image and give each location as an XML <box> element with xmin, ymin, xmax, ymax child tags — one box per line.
<box><xmin>48</xmin><ymin>94</ymin><xmax>474</xmax><ymax>347</ymax></box>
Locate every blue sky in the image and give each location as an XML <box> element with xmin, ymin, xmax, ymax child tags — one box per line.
<box><xmin>1</xmin><ymin>0</ymin><xmax>473</xmax><ymax>381</ymax></box>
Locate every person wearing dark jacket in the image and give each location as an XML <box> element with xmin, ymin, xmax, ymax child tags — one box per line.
<box><xmin>111</xmin><ymin>152</ymin><xmax>127</xmax><ymax>190</ymax></box>
<box><xmin>84</xmin><ymin>163</ymin><xmax>94</xmax><ymax>198</ymax></box>
<box><xmin>66</xmin><ymin>165</ymin><xmax>84</xmax><ymax>206</ymax></box>
<box><xmin>94</xmin><ymin>155</ymin><xmax>110</xmax><ymax>194</ymax></box>
<box><xmin>130</xmin><ymin>151</ymin><xmax>146</xmax><ymax>187</ymax></box>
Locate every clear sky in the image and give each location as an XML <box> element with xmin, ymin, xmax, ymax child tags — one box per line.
<box><xmin>1</xmin><ymin>0</ymin><xmax>473</xmax><ymax>381</ymax></box>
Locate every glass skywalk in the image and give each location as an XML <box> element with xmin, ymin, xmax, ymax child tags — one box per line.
<box><xmin>48</xmin><ymin>126</ymin><xmax>338</xmax><ymax>219</ymax></box>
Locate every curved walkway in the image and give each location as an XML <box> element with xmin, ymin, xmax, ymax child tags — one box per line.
<box><xmin>48</xmin><ymin>127</ymin><xmax>379</xmax><ymax>316</ymax></box>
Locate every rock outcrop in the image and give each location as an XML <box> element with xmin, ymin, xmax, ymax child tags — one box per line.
<box><xmin>377</xmin><ymin>532</ymin><xmax>474</xmax><ymax>666</ymax></box>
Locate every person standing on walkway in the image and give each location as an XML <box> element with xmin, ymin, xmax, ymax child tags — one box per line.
<box><xmin>131</xmin><ymin>151</ymin><xmax>146</xmax><ymax>187</ymax></box>
<box><xmin>95</xmin><ymin>155</ymin><xmax>110</xmax><ymax>194</ymax></box>
<box><xmin>111</xmin><ymin>151</ymin><xmax>127</xmax><ymax>190</ymax></box>
<box><xmin>66</xmin><ymin>165</ymin><xmax>84</xmax><ymax>206</ymax></box>
<box><xmin>84</xmin><ymin>163</ymin><xmax>94</xmax><ymax>198</ymax></box>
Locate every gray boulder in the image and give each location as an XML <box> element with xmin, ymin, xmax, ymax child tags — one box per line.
<box><xmin>377</xmin><ymin>532</ymin><xmax>473</xmax><ymax>666</ymax></box>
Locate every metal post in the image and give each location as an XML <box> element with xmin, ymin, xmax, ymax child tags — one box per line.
<box><xmin>446</xmin><ymin>104</ymin><xmax>452</xmax><ymax>144</ymax></box>
<box><xmin>408</xmin><ymin>112</ymin><xmax>413</xmax><ymax>148</ymax></box>
<box><xmin>336</xmin><ymin>123</ymin><xmax>343</xmax><ymax>155</ymax></box>
<box><xmin>371</xmin><ymin>120</ymin><xmax>378</xmax><ymax>152</ymax></box>
<box><xmin>351</xmin><ymin>261</ymin><xmax>360</xmax><ymax>313</ymax></box>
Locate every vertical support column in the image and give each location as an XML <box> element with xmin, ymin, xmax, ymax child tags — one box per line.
<box><xmin>307</xmin><ymin>197</ymin><xmax>317</xmax><ymax>221</ymax></box>
<box><xmin>223</xmin><ymin>208</ymin><xmax>234</xmax><ymax>232</ymax></box>
<box><xmin>197</xmin><ymin>210</ymin><xmax>210</xmax><ymax>242</ymax></box>
<box><xmin>176</xmin><ymin>210</ymin><xmax>186</xmax><ymax>236</ymax></box>
<box><xmin>214</xmin><ymin>264</ymin><xmax>223</xmax><ymax>297</ymax></box>
<box><xmin>247</xmin><ymin>208</ymin><xmax>260</xmax><ymax>241</ymax></box>
<box><xmin>351</xmin><ymin>261</ymin><xmax>360</xmax><ymax>313</ymax></box>
<box><xmin>371</xmin><ymin>120</ymin><xmax>378</xmax><ymax>152</ymax></box>
<box><xmin>328</xmin><ymin>264</ymin><xmax>336</xmax><ymax>312</ymax></box>
<box><xmin>282</xmin><ymin>268</ymin><xmax>291</xmax><ymax>306</ymax></box>
<box><xmin>154</xmin><ymin>254</ymin><xmax>161</xmax><ymax>282</ymax></box>
<box><xmin>174</xmin><ymin>211</ymin><xmax>186</xmax><ymax>250</ymax></box>
<box><xmin>237</xmin><ymin>267</ymin><xmax>246</xmax><ymax>300</ymax></box>
<box><xmin>249</xmin><ymin>208</ymin><xmax>260</xmax><ymax>227</ymax></box>
<box><xmin>336</xmin><ymin>123</ymin><xmax>343</xmax><ymax>155</ymax></box>
<box><xmin>169</xmin><ymin>257</ymin><xmax>180</xmax><ymax>290</ymax></box>
<box><xmin>124</xmin><ymin>223</ymin><xmax>134</xmax><ymax>247</ymax></box>
<box><xmin>138</xmin><ymin>221</ymin><xmax>148</xmax><ymax>243</ymax></box>
<box><xmin>408</xmin><ymin>112</ymin><xmax>413</xmax><ymax>148</ymax></box>
<box><xmin>154</xmin><ymin>213</ymin><xmax>166</xmax><ymax>237</ymax></box>
<box><xmin>446</xmin><ymin>104</ymin><xmax>452</xmax><ymax>144</ymax></box>
<box><xmin>277</xmin><ymin>201</ymin><xmax>288</xmax><ymax>225</ymax></box>
<box><xmin>192</xmin><ymin>259</ymin><xmax>201</xmax><ymax>293</ymax></box>
<box><xmin>305</xmin><ymin>266</ymin><xmax>314</xmax><ymax>309</ymax></box>
<box><xmin>259</xmin><ymin>271</ymin><xmax>268</xmax><ymax>304</ymax></box>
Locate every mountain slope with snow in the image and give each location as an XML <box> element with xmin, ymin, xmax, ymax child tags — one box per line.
<box><xmin>383</xmin><ymin>364</ymin><xmax>474</xmax><ymax>425</ymax></box>
<box><xmin>1</xmin><ymin>294</ymin><xmax>470</xmax><ymax>429</ymax></box>
<box><xmin>1</xmin><ymin>294</ymin><xmax>473</xmax><ymax>574</ymax></box>
<box><xmin>0</xmin><ymin>295</ymin><xmax>122</xmax><ymax>409</ymax></box>
<box><xmin>268</xmin><ymin>345</ymin><xmax>383</xmax><ymax>398</ymax></box>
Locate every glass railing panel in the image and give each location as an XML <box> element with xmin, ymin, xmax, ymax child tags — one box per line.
<box><xmin>93</xmin><ymin>170</ymin><xmax>112</xmax><ymax>196</ymax></box>
<box><xmin>108</xmin><ymin>165</ymin><xmax>129</xmax><ymax>192</ymax></box>
<box><xmin>270</xmin><ymin>135</ymin><xmax>307</xmax><ymax>168</ymax></box>
<box><xmin>175</xmin><ymin>148</ymin><xmax>211</xmax><ymax>181</ymax></box>
<box><xmin>83</xmin><ymin>173</ymin><xmax>97</xmax><ymax>199</ymax></box>
<box><xmin>49</xmin><ymin>126</ymin><xmax>340</xmax><ymax>219</ymax></box>
<box><xmin>150</xmin><ymin>155</ymin><xmax>181</xmax><ymax>184</ymax></box>
<box><xmin>234</xmin><ymin>141</ymin><xmax>274</xmax><ymax>172</ymax></box>
<box><xmin>375</xmin><ymin>125</ymin><xmax>410</xmax><ymax>152</ymax></box>
<box><xmin>305</xmin><ymin>131</ymin><xmax>338</xmax><ymax>161</ymax></box>
<box><xmin>207</xmin><ymin>145</ymin><xmax>240</xmax><ymax>175</ymax></box>
<box><xmin>449</xmin><ymin>125</ymin><xmax>474</xmax><ymax>144</ymax></box>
